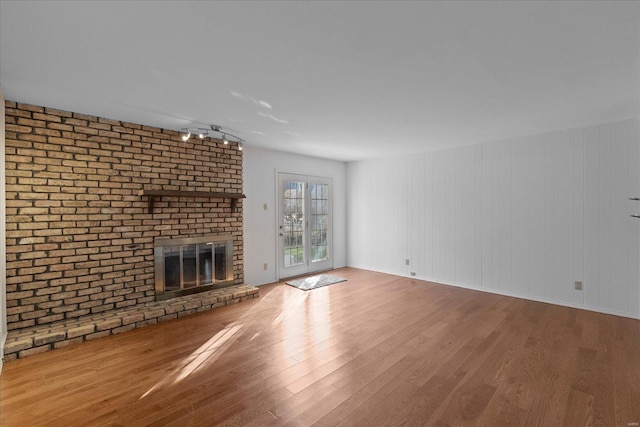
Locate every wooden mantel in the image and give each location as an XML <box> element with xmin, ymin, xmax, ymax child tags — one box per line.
<box><xmin>138</xmin><ymin>189</ymin><xmax>246</xmax><ymax>213</ymax></box>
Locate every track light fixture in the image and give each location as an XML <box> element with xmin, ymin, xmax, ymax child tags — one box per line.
<box><xmin>178</xmin><ymin>125</ymin><xmax>246</xmax><ymax>151</ymax></box>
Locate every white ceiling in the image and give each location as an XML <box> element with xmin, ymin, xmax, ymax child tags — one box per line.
<box><xmin>1</xmin><ymin>1</ymin><xmax>638</xmax><ymax>162</ymax></box>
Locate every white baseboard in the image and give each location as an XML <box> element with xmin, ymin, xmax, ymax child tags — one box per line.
<box><xmin>422</xmin><ymin>275</ymin><xmax>640</xmax><ymax>320</ymax></box>
<box><xmin>350</xmin><ymin>265</ymin><xmax>640</xmax><ymax>320</ymax></box>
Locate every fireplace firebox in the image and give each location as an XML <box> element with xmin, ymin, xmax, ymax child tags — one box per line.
<box><xmin>154</xmin><ymin>235</ymin><xmax>234</xmax><ymax>300</ymax></box>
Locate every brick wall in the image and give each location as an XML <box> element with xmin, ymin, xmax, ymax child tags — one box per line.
<box><xmin>4</xmin><ymin>101</ymin><xmax>244</xmax><ymax>331</ymax></box>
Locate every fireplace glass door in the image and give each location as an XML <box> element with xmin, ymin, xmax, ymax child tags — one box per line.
<box><xmin>155</xmin><ymin>235</ymin><xmax>234</xmax><ymax>299</ymax></box>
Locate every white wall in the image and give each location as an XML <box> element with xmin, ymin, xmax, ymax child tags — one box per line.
<box><xmin>348</xmin><ymin>120</ymin><xmax>640</xmax><ymax>319</ymax></box>
<box><xmin>243</xmin><ymin>147</ymin><xmax>347</xmax><ymax>285</ymax></box>
<box><xmin>1</xmin><ymin>89</ymin><xmax>6</xmax><ymax>373</ymax></box>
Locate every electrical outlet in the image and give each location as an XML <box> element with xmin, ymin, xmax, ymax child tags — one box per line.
<box><xmin>410</xmin><ymin>272</ymin><xmax>416</xmax><ymax>276</ymax></box>
<box><xmin>574</xmin><ymin>281</ymin><xmax>583</xmax><ymax>290</ymax></box>
<box><xmin>405</xmin><ymin>259</ymin><xmax>410</xmax><ymax>266</ymax></box>
<box><xmin>263</xmin><ymin>203</ymin><xmax>268</xmax><ymax>210</ymax></box>
<box><xmin>263</xmin><ymin>263</ymin><xmax>268</xmax><ymax>270</ymax></box>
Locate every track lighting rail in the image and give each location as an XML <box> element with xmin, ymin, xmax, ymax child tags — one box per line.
<box><xmin>179</xmin><ymin>125</ymin><xmax>245</xmax><ymax>151</ymax></box>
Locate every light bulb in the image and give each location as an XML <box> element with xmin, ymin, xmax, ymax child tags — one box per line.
<box><xmin>223</xmin><ymin>134</ymin><xmax>229</xmax><ymax>145</ymax></box>
<box><xmin>198</xmin><ymin>131</ymin><xmax>205</xmax><ymax>139</ymax></box>
<box><xmin>238</xmin><ymin>142</ymin><xmax>243</xmax><ymax>151</ymax></box>
<box><xmin>181</xmin><ymin>131</ymin><xmax>191</xmax><ymax>141</ymax></box>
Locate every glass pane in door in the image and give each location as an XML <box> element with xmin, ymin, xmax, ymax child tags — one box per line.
<box><xmin>283</xmin><ymin>180</ymin><xmax>305</xmax><ymax>267</ymax></box>
<box><xmin>310</xmin><ymin>183</ymin><xmax>329</xmax><ymax>262</ymax></box>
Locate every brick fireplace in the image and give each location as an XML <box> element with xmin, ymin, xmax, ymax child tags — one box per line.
<box><xmin>4</xmin><ymin>101</ymin><xmax>245</xmax><ymax>333</ymax></box>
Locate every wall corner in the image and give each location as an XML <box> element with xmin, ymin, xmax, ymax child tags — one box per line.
<box><xmin>0</xmin><ymin>88</ymin><xmax>7</xmax><ymax>374</ymax></box>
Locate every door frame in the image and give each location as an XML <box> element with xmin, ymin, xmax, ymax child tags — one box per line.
<box><xmin>276</xmin><ymin>171</ymin><xmax>333</xmax><ymax>280</ymax></box>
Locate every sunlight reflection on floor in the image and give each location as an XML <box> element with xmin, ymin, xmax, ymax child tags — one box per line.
<box><xmin>271</xmin><ymin>290</ymin><xmax>309</xmax><ymax>326</ymax></box>
<box><xmin>173</xmin><ymin>323</ymin><xmax>243</xmax><ymax>384</ymax></box>
<box><xmin>138</xmin><ymin>289</ymin><xmax>282</xmax><ymax>400</ymax></box>
<box><xmin>138</xmin><ymin>283</ymin><xmax>334</xmax><ymax>401</ymax></box>
<box><xmin>310</xmin><ymin>289</ymin><xmax>330</xmax><ymax>348</ymax></box>
<box><xmin>279</xmin><ymin>287</ymin><xmax>332</xmax><ymax>367</ymax></box>
<box><xmin>139</xmin><ymin>322</ymin><xmax>243</xmax><ymax>400</ymax></box>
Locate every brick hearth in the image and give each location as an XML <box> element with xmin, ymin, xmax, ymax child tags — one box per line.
<box><xmin>3</xmin><ymin>284</ymin><xmax>259</xmax><ymax>361</ymax></box>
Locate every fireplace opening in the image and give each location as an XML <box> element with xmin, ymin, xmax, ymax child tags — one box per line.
<box><xmin>155</xmin><ymin>235</ymin><xmax>234</xmax><ymax>300</ymax></box>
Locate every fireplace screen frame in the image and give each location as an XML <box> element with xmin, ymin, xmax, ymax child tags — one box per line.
<box><xmin>154</xmin><ymin>234</ymin><xmax>234</xmax><ymax>300</ymax></box>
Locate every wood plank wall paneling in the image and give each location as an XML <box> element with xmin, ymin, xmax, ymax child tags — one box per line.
<box><xmin>347</xmin><ymin>120</ymin><xmax>640</xmax><ymax>318</ymax></box>
<box><xmin>630</xmin><ymin>123</ymin><xmax>640</xmax><ymax>310</ymax></box>
<box><xmin>572</xmin><ymin>129</ymin><xmax>585</xmax><ymax>306</ymax></box>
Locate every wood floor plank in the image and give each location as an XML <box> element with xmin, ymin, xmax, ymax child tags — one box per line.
<box><xmin>1</xmin><ymin>267</ymin><xmax>638</xmax><ymax>426</ymax></box>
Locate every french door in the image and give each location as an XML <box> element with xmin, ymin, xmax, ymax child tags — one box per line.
<box><xmin>277</xmin><ymin>173</ymin><xmax>332</xmax><ymax>279</ymax></box>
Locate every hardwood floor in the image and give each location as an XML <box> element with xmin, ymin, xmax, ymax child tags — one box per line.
<box><xmin>1</xmin><ymin>267</ymin><xmax>639</xmax><ymax>426</ymax></box>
